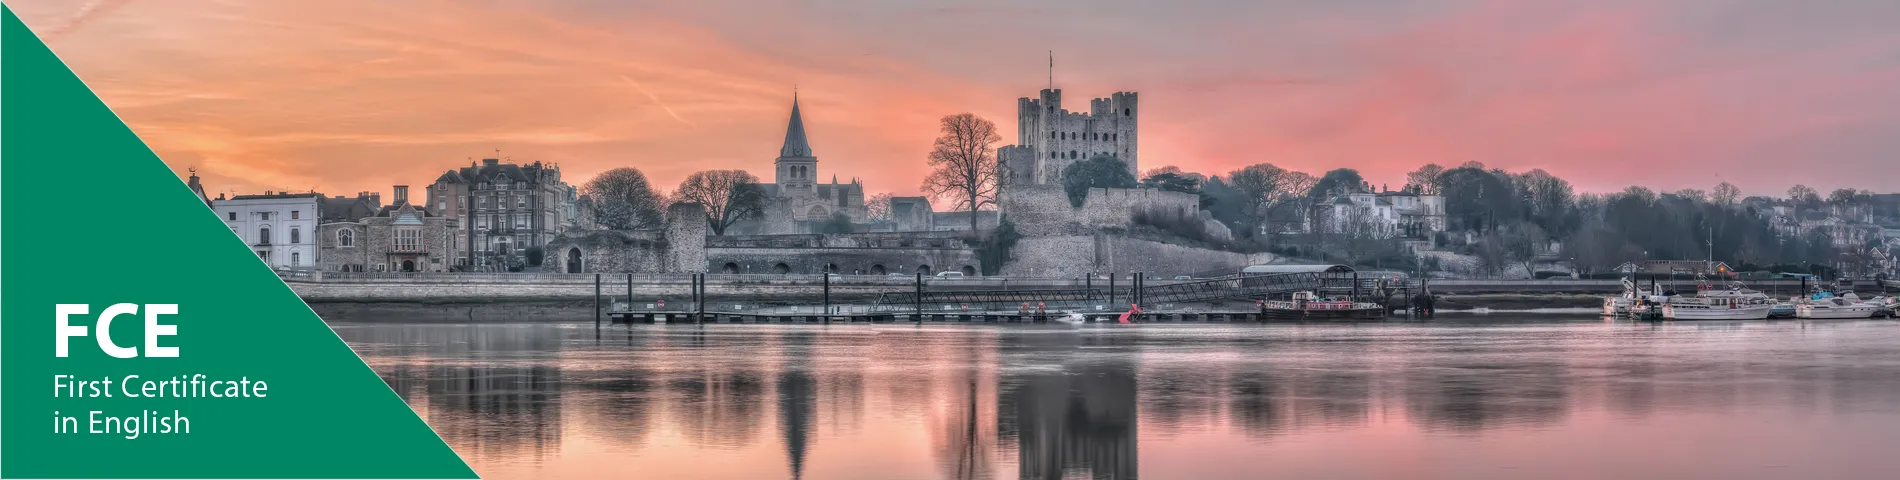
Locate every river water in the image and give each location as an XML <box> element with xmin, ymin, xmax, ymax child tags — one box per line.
<box><xmin>335</xmin><ymin>317</ymin><xmax>1900</xmax><ymax>479</ymax></box>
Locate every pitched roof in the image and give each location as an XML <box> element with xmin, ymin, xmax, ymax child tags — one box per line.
<box><xmin>779</xmin><ymin>95</ymin><xmax>814</xmax><ymax>158</ymax></box>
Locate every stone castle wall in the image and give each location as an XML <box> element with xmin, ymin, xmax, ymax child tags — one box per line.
<box><xmin>1000</xmin><ymin>234</ymin><xmax>1256</xmax><ymax>278</ymax></box>
<box><xmin>1001</xmin><ymin>184</ymin><xmax>1201</xmax><ymax>236</ymax></box>
<box><xmin>543</xmin><ymin>203</ymin><xmax>708</xmax><ymax>273</ymax></box>
<box><xmin>706</xmin><ymin>231</ymin><xmax>979</xmax><ymax>275</ymax></box>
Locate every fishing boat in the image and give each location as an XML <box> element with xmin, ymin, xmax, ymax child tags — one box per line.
<box><xmin>1261</xmin><ymin>291</ymin><xmax>1386</xmax><ymax>320</ymax></box>
<box><xmin>1795</xmin><ymin>292</ymin><xmax>1878</xmax><ymax>319</ymax></box>
<box><xmin>1662</xmin><ymin>281</ymin><xmax>1774</xmax><ymax>320</ymax></box>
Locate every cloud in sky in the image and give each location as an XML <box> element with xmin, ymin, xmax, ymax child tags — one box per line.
<box><xmin>11</xmin><ymin>0</ymin><xmax>1900</xmax><ymax>200</ymax></box>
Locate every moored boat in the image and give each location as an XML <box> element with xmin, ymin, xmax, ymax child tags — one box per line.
<box><xmin>1795</xmin><ymin>293</ymin><xmax>1878</xmax><ymax>319</ymax></box>
<box><xmin>1262</xmin><ymin>291</ymin><xmax>1386</xmax><ymax>320</ymax></box>
<box><xmin>1662</xmin><ymin>281</ymin><xmax>1774</xmax><ymax>320</ymax></box>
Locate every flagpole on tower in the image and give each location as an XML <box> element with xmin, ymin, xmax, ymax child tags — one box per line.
<box><xmin>1048</xmin><ymin>50</ymin><xmax>1054</xmax><ymax>90</ymax></box>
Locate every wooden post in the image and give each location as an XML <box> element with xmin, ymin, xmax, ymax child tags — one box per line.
<box><xmin>915</xmin><ymin>272</ymin><xmax>924</xmax><ymax>322</ymax></box>
<box><xmin>626</xmin><ymin>273</ymin><xmax>634</xmax><ymax>314</ymax></box>
<box><xmin>1109</xmin><ymin>275</ymin><xmax>1116</xmax><ymax>306</ymax></box>
<box><xmin>1086</xmin><ymin>274</ymin><xmax>1094</xmax><ymax>301</ymax></box>
<box><xmin>594</xmin><ymin>273</ymin><xmax>602</xmax><ymax>335</ymax></box>
<box><xmin>823</xmin><ymin>272</ymin><xmax>831</xmax><ymax>324</ymax></box>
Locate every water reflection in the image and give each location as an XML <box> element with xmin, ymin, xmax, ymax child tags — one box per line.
<box><xmin>334</xmin><ymin>320</ymin><xmax>1900</xmax><ymax>479</ymax></box>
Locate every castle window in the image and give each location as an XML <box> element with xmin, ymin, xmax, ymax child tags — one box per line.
<box><xmin>1124</xmin><ymin>108</ymin><xmax>1131</xmax><ymax>116</ymax></box>
<box><xmin>1069</xmin><ymin>150</ymin><xmax>1077</xmax><ymax>159</ymax></box>
<box><xmin>1049</xmin><ymin>131</ymin><xmax>1056</xmax><ymax>139</ymax></box>
<box><xmin>1050</xmin><ymin>152</ymin><xmax>1057</xmax><ymax>159</ymax></box>
<box><xmin>339</xmin><ymin>229</ymin><xmax>355</xmax><ymax>247</ymax></box>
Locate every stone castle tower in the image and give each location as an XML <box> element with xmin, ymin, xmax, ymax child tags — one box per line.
<box><xmin>1005</xmin><ymin>89</ymin><xmax>1140</xmax><ymax>185</ymax></box>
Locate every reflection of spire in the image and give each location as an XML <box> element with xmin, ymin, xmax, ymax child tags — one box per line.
<box><xmin>779</xmin><ymin>333</ymin><xmax>817</xmax><ymax>480</ymax></box>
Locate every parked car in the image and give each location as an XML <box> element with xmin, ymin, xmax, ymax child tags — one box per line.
<box><xmin>1172</xmin><ymin>275</ymin><xmax>1194</xmax><ymax>280</ymax></box>
<box><xmin>935</xmin><ymin>271</ymin><xmax>966</xmax><ymax>279</ymax></box>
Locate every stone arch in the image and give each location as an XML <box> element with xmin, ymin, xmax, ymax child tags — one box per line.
<box><xmin>917</xmin><ymin>264</ymin><xmax>932</xmax><ymax>275</ymax></box>
<box><xmin>772</xmin><ymin>263</ymin><xmax>791</xmax><ymax>274</ymax></box>
<box><xmin>961</xmin><ymin>265</ymin><xmax>977</xmax><ymax>277</ymax></box>
<box><xmin>806</xmin><ymin>205</ymin><xmax>828</xmax><ymax>219</ymax></box>
<box><xmin>870</xmin><ymin>264</ymin><xmax>887</xmax><ymax>275</ymax></box>
<box><xmin>721</xmin><ymin>262</ymin><xmax>739</xmax><ymax>274</ymax></box>
<box><xmin>565</xmin><ymin>248</ymin><xmax>582</xmax><ymax>273</ymax></box>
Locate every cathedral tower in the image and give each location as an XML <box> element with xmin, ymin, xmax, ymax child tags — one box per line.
<box><xmin>774</xmin><ymin>94</ymin><xmax>818</xmax><ymax>196</ymax></box>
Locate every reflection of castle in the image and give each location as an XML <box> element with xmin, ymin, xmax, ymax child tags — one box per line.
<box><xmin>1001</xmin><ymin>363</ymin><xmax>1139</xmax><ymax>480</ymax></box>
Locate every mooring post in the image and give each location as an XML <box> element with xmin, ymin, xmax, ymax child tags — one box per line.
<box><xmin>915</xmin><ymin>272</ymin><xmax>924</xmax><ymax>323</ymax></box>
<box><xmin>1352</xmin><ymin>272</ymin><xmax>1360</xmax><ymax>299</ymax></box>
<box><xmin>823</xmin><ymin>271</ymin><xmax>832</xmax><ymax>324</ymax></box>
<box><xmin>594</xmin><ymin>273</ymin><xmax>602</xmax><ymax>335</ymax></box>
<box><xmin>1109</xmin><ymin>275</ymin><xmax>1117</xmax><ymax>306</ymax></box>
<box><xmin>1086</xmin><ymin>274</ymin><xmax>1094</xmax><ymax>301</ymax></box>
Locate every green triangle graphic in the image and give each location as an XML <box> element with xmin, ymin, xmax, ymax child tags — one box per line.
<box><xmin>1</xmin><ymin>7</ymin><xmax>478</xmax><ymax>479</ymax></box>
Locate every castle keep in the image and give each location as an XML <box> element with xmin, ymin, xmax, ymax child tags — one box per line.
<box><xmin>1000</xmin><ymin>89</ymin><xmax>1140</xmax><ymax>186</ymax></box>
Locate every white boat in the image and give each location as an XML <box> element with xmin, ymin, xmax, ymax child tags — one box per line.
<box><xmin>1662</xmin><ymin>282</ymin><xmax>1774</xmax><ymax>320</ymax></box>
<box><xmin>1603</xmin><ymin>278</ymin><xmax>1638</xmax><ymax>316</ymax></box>
<box><xmin>1052</xmin><ymin>312</ymin><xmax>1086</xmax><ymax>326</ymax></box>
<box><xmin>1795</xmin><ymin>293</ymin><xmax>1878</xmax><ymax>319</ymax></box>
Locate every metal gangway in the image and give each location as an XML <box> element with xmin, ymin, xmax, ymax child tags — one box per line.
<box><xmin>874</xmin><ymin>272</ymin><xmax>1344</xmax><ymax>310</ymax></box>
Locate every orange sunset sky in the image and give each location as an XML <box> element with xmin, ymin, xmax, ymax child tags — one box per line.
<box><xmin>11</xmin><ymin>0</ymin><xmax>1899</xmax><ymax>201</ymax></box>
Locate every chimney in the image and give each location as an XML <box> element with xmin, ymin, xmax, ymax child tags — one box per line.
<box><xmin>265</xmin><ymin>190</ymin><xmax>274</xmax><ymax>195</ymax></box>
<box><xmin>370</xmin><ymin>192</ymin><xmax>381</xmax><ymax>206</ymax></box>
<box><xmin>393</xmin><ymin>185</ymin><xmax>409</xmax><ymax>205</ymax></box>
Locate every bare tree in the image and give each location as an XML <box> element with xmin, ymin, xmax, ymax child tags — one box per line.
<box><xmin>865</xmin><ymin>192</ymin><xmax>894</xmax><ymax>222</ymax></box>
<box><xmin>1405</xmin><ymin>163</ymin><xmax>1445</xmax><ymax>194</ymax></box>
<box><xmin>1787</xmin><ymin>184</ymin><xmax>1820</xmax><ymax>206</ymax></box>
<box><xmin>1225</xmin><ymin>163</ymin><xmax>1289</xmax><ymax>233</ymax></box>
<box><xmin>673</xmin><ymin>169</ymin><xmax>766</xmax><ymax>235</ymax></box>
<box><xmin>583</xmin><ymin>167</ymin><xmax>664</xmax><ymax>230</ymax></box>
<box><xmin>922</xmin><ymin>113</ymin><xmax>1002</xmax><ymax>232</ymax></box>
<box><xmin>1712</xmin><ymin>181</ymin><xmax>1740</xmax><ymax>206</ymax></box>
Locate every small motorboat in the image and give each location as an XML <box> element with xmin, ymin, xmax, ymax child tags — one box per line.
<box><xmin>1796</xmin><ymin>292</ymin><xmax>1878</xmax><ymax>319</ymax></box>
<box><xmin>1052</xmin><ymin>312</ymin><xmax>1086</xmax><ymax>326</ymax></box>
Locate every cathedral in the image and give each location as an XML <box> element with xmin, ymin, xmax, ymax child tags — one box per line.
<box><xmin>750</xmin><ymin>94</ymin><xmax>867</xmax><ymax>233</ymax></box>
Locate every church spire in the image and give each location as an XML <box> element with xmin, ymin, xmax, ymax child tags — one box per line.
<box><xmin>779</xmin><ymin>92</ymin><xmax>813</xmax><ymax>158</ymax></box>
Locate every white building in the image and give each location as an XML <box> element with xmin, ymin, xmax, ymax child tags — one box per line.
<box><xmin>214</xmin><ymin>192</ymin><xmax>322</xmax><ymax>269</ymax></box>
<box><xmin>1312</xmin><ymin>190</ymin><xmax>1447</xmax><ymax>239</ymax></box>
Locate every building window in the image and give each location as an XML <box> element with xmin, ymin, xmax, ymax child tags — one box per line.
<box><xmin>258</xmin><ymin>226</ymin><xmax>272</xmax><ymax>245</ymax></box>
<box><xmin>290</xmin><ymin>228</ymin><xmax>301</xmax><ymax>244</ymax></box>
<box><xmin>439</xmin><ymin>201</ymin><xmax>446</xmax><ymax>211</ymax></box>
<box><xmin>1050</xmin><ymin>152</ymin><xmax>1057</xmax><ymax>159</ymax></box>
<box><xmin>1124</xmin><ymin>108</ymin><xmax>1131</xmax><ymax>116</ymax></box>
<box><xmin>228</xmin><ymin>211</ymin><xmax>237</xmax><ymax>221</ymax></box>
<box><xmin>514</xmin><ymin>213</ymin><xmax>527</xmax><ymax>228</ymax></box>
<box><xmin>291</xmin><ymin>210</ymin><xmax>300</xmax><ymax>219</ymax></box>
<box><xmin>260</xmin><ymin>212</ymin><xmax>272</xmax><ymax>220</ymax></box>
<box><xmin>459</xmin><ymin>196</ymin><xmax>466</xmax><ymax>208</ymax></box>
<box><xmin>395</xmin><ymin>229</ymin><xmax>420</xmax><ymax>252</ymax></box>
<box><xmin>338</xmin><ymin>229</ymin><xmax>355</xmax><ymax>247</ymax></box>
<box><xmin>257</xmin><ymin>250</ymin><xmax>270</xmax><ymax>263</ymax></box>
<box><xmin>1049</xmin><ymin>131</ymin><xmax>1056</xmax><ymax>139</ymax></box>
<box><xmin>516</xmin><ymin>195</ymin><xmax>526</xmax><ymax>208</ymax></box>
<box><xmin>291</xmin><ymin>252</ymin><xmax>301</xmax><ymax>267</ymax></box>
